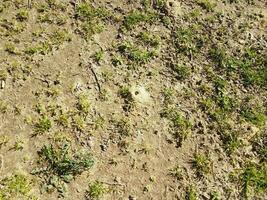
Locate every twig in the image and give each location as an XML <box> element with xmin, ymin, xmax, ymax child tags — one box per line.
<box><xmin>27</xmin><ymin>0</ymin><xmax>31</xmax><ymax>9</ymax></box>
<box><xmin>88</xmin><ymin>63</ymin><xmax>102</xmax><ymax>96</ymax></box>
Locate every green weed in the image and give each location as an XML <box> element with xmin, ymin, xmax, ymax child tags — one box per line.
<box><xmin>34</xmin><ymin>116</ymin><xmax>52</xmax><ymax>135</ymax></box>
<box><xmin>123</xmin><ymin>11</ymin><xmax>158</xmax><ymax>30</ymax></box>
<box><xmin>192</xmin><ymin>153</ymin><xmax>211</xmax><ymax>176</ymax></box>
<box><xmin>240</xmin><ymin>163</ymin><xmax>267</xmax><ymax>198</ymax></box>
<box><xmin>32</xmin><ymin>142</ymin><xmax>94</xmax><ymax>194</ymax></box>
<box><xmin>86</xmin><ymin>181</ymin><xmax>107</xmax><ymax>199</ymax></box>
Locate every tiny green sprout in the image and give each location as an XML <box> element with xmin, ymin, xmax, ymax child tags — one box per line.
<box><xmin>86</xmin><ymin>181</ymin><xmax>107</xmax><ymax>199</ymax></box>
<box><xmin>16</xmin><ymin>9</ymin><xmax>29</xmax><ymax>21</ymax></box>
<box><xmin>169</xmin><ymin>165</ymin><xmax>184</xmax><ymax>180</ymax></box>
<box><xmin>192</xmin><ymin>153</ymin><xmax>211</xmax><ymax>176</ymax></box>
<box><xmin>35</xmin><ymin>116</ymin><xmax>52</xmax><ymax>134</ymax></box>
<box><xmin>13</xmin><ymin>140</ymin><xmax>24</xmax><ymax>151</ymax></box>
<box><xmin>210</xmin><ymin>191</ymin><xmax>220</xmax><ymax>200</ymax></box>
<box><xmin>93</xmin><ymin>50</ymin><xmax>104</xmax><ymax>63</ymax></box>
<box><xmin>222</xmin><ymin>132</ymin><xmax>242</xmax><ymax>154</ymax></box>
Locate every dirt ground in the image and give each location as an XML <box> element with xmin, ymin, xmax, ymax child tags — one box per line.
<box><xmin>0</xmin><ymin>0</ymin><xmax>266</xmax><ymax>200</ymax></box>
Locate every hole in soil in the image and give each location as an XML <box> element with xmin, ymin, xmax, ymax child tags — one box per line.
<box><xmin>169</xmin><ymin>2</ymin><xmax>173</xmax><ymax>7</ymax></box>
<box><xmin>135</xmin><ymin>91</ymin><xmax>139</xmax><ymax>95</ymax></box>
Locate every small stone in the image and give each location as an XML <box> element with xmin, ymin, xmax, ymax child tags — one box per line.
<box><xmin>0</xmin><ymin>80</ymin><xmax>5</xmax><ymax>89</ymax></box>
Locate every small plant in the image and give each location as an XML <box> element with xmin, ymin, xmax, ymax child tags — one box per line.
<box><xmin>92</xmin><ymin>50</ymin><xmax>104</xmax><ymax>63</ymax></box>
<box><xmin>118</xmin><ymin>42</ymin><xmax>157</xmax><ymax>64</ymax></box>
<box><xmin>241</xmin><ymin>107</ymin><xmax>266</xmax><ymax>127</ymax></box>
<box><xmin>185</xmin><ymin>186</ymin><xmax>198</xmax><ymax>200</ymax></box>
<box><xmin>192</xmin><ymin>153</ymin><xmax>211</xmax><ymax>176</ymax></box>
<box><xmin>169</xmin><ymin>165</ymin><xmax>185</xmax><ymax>180</ymax></box>
<box><xmin>240</xmin><ymin>163</ymin><xmax>267</xmax><ymax>198</ymax></box>
<box><xmin>137</xmin><ymin>31</ymin><xmax>161</xmax><ymax>47</ymax></box>
<box><xmin>123</xmin><ymin>11</ymin><xmax>157</xmax><ymax>30</ymax></box>
<box><xmin>34</xmin><ymin>116</ymin><xmax>52</xmax><ymax>134</ymax></box>
<box><xmin>161</xmin><ymin>107</ymin><xmax>192</xmax><ymax>147</ymax></box>
<box><xmin>0</xmin><ymin>173</ymin><xmax>35</xmax><ymax>200</ymax></box>
<box><xmin>172</xmin><ymin>64</ymin><xmax>191</xmax><ymax>80</ymax></box>
<box><xmin>222</xmin><ymin>132</ymin><xmax>242</xmax><ymax>154</ymax></box>
<box><xmin>77</xmin><ymin>94</ymin><xmax>90</xmax><ymax>115</ymax></box>
<box><xmin>16</xmin><ymin>9</ymin><xmax>29</xmax><ymax>21</ymax></box>
<box><xmin>197</xmin><ymin>0</ymin><xmax>216</xmax><ymax>12</ymax></box>
<box><xmin>86</xmin><ymin>181</ymin><xmax>107</xmax><ymax>199</ymax></box>
<box><xmin>115</xmin><ymin>118</ymin><xmax>131</xmax><ymax>137</ymax></box>
<box><xmin>174</xmin><ymin>27</ymin><xmax>202</xmax><ymax>57</ymax></box>
<box><xmin>32</xmin><ymin>142</ymin><xmax>94</xmax><ymax>195</ymax></box>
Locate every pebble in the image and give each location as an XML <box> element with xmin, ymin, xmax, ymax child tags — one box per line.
<box><xmin>0</xmin><ymin>80</ymin><xmax>5</xmax><ymax>89</ymax></box>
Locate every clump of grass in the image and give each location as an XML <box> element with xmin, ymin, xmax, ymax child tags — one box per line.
<box><xmin>0</xmin><ymin>174</ymin><xmax>35</xmax><ymax>200</ymax></box>
<box><xmin>197</xmin><ymin>0</ymin><xmax>216</xmax><ymax>12</ymax></box>
<box><xmin>174</xmin><ymin>27</ymin><xmax>202</xmax><ymax>57</ymax></box>
<box><xmin>161</xmin><ymin>107</ymin><xmax>192</xmax><ymax>147</ymax></box>
<box><xmin>137</xmin><ymin>31</ymin><xmax>161</xmax><ymax>47</ymax></box>
<box><xmin>75</xmin><ymin>2</ymin><xmax>109</xmax><ymax>39</ymax></box>
<box><xmin>222</xmin><ymin>132</ymin><xmax>243</xmax><ymax>154</ymax></box>
<box><xmin>171</xmin><ymin>64</ymin><xmax>191</xmax><ymax>80</ymax></box>
<box><xmin>92</xmin><ymin>50</ymin><xmax>104</xmax><ymax>64</ymax></box>
<box><xmin>123</xmin><ymin>11</ymin><xmax>158</xmax><ymax>30</ymax></box>
<box><xmin>240</xmin><ymin>163</ymin><xmax>267</xmax><ymax>198</ymax></box>
<box><xmin>32</xmin><ymin>142</ymin><xmax>94</xmax><ymax>195</ymax></box>
<box><xmin>34</xmin><ymin>116</ymin><xmax>52</xmax><ymax>135</ymax></box>
<box><xmin>241</xmin><ymin>106</ymin><xmax>266</xmax><ymax>127</ymax></box>
<box><xmin>169</xmin><ymin>165</ymin><xmax>185</xmax><ymax>180</ymax></box>
<box><xmin>86</xmin><ymin>181</ymin><xmax>107</xmax><ymax>199</ymax></box>
<box><xmin>115</xmin><ymin>118</ymin><xmax>131</xmax><ymax>137</ymax></box>
<box><xmin>118</xmin><ymin>42</ymin><xmax>157</xmax><ymax>64</ymax></box>
<box><xmin>16</xmin><ymin>9</ymin><xmax>29</xmax><ymax>21</ymax></box>
<box><xmin>185</xmin><ymin>186</ymin><xmax>198</xmax><ymax>200</ymax></box>
<box><xmin>192</xmin><ymin>153</ymin><xmax>211</xmax><ymax>176</ymax></box>
<box><xmin>77</xmin><ymin>94</ymin><xmax>90</xmax><ymax>115</ymax></box>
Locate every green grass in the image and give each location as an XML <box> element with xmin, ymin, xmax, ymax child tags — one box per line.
<box><xmin>192</xmin><ymin>153</ymin><xmax>211</xmax><ymax>176</ymax></box>
<box><xmin>34</xmin><ymin>116</ymin><xmax>52</xmax><ymax>135</ymax></box>
<box><xmin>171</xmin><ymin>64</ymin><xmax>191</xmax><ymax>80</ymax></box>
<box><xmin>241</xmin><ymin>107</ymin><xmax>266</xmax><ymax>127</ymax></box>
<box><xmin>86</xmin><ymin>181</ymin><xmax>107</xmax><ymax>199</ymax></box>
<box><xmin>0</xmin><ymin>174</ymin><xmax>35</xmax><ymax>200</ymax></box>
<box><xmin>161</xmin><ymin>107</ymin><xmax>192</xmax><ymax>147</ymax></box>
<box><xmin>174</xmin><ymin>27</ymin><xmax>202</xmax><ymax>57</ymax></box>
<box><xmin>185</xmin><ymin>186</ymin><xmax>198</xmax><ymax>200</ymax></box>
<box><xmin>118</xmin><ymin>42</ymin><xmax>157</xmax><ymax>64</ymax></box>
<box><xmin>16</xmin><ymin>9</ymin><xmax>29</xmax><ymax>21</ymax></box>
<box><xmin>197</xmin><ymin>0</ymin><xmax>216</xmax><ymax>12</ymax></box>
<box><xmin>123</xmin><ymin>11</ymin><xmax>158</xmax><ymax>30</ymax></box>
<box><xmin>240</xmin><ymin>163</ymin><xmax>267</xmax><ymax>198</ymax></box>
<box><xmin>32</xmin><ymin>142</ymin><xmax>94</xmax><ymax>194</ymax></box>
<box><xmin>77</xmin><ymin>94</ymin><xmax>90</xmax><ymax>115</ymax></box>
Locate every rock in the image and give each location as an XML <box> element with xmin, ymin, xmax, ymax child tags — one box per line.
<box><xmin>130</xmin><ymin>85</ymin><xmax>152</xmax><ymax>104</ymax></box>
<box><xmin>165</xmin><ymin>0</ymin><xmax>182</xmax><ymax>17</ymax></box>
<box><xmin>0</xmin><ymin>80</ymin><xmax>5</xmax><ymax>89</ymax></box>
